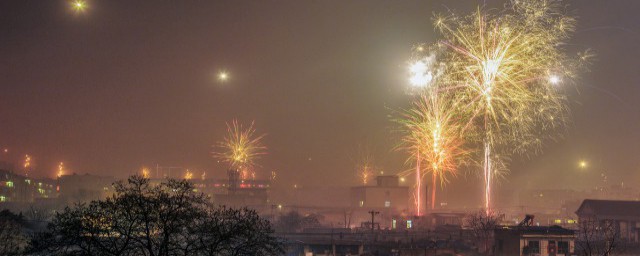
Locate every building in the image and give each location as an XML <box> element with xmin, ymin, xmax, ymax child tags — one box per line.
<box><xmin>0</xmin><ymin>169</ymin><xmax>56</xmax><ymax>203</ymax></box>
<box><xmin>349</xmin><ymin>176</ymin><xmax>409</xmax><ymax>230</ymax></box>
<box><xmin>427</xmin><ymin>212</ymin><xmax>467</xmax><ymax>227</ymax></box>
<box><xmin>57</xmin><ymin>173</ymin><xmax>116</xmax><ymax>204</ymax></box>
<box><xmin>494</xmin><ymin>225</ymin><xmax>576</xmax><ymax>256</ymax></box>
<box><xmin>575</xmin><ymin>199</ymin><xmax>640</xmax><ymax>243</ymax></box>
<box><xmin>518</xmin><ymin>189</ymin><xmax>582</xmax><ymax>214</ymax></box>
<box><xmin>209</xmin><ymin>169</ymin><xmax>270</xmax><ymax>207</ymax></box>
<box><xmin>350</xmin><ymin>176</ymin><xmax>409</xmax><ymax>211</ymax></box>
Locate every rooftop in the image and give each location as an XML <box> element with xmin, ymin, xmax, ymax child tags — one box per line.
<box><xmin>576</xmin><ymin>199</ymin><xmax>640</xmax><ymax>218</ymax></box>
<box><xmin>496</xmin><ymin>225</ymin><xmax>575</xmax><ymax>236</ymax></box>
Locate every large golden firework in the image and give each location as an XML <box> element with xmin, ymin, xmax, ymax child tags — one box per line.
<box><xmin>421</xmin><ymin>0</ymin><xmax>586</xmax><ymax>211</ymax></box>
<box><xmin>398</xmin><ymin>93</ymin><xmax>471</xmax><ymax>213</ymax></box>
<box><xmin>213</xmin><ymin>120</ymin><xmax>266</xmax><ymax>171</ymax></box>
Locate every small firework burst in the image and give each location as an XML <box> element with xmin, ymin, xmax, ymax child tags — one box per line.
<box><xmin>213</xmin><ymin>120</ymin><xmax>266</xmax><ymax>171</ymax></box>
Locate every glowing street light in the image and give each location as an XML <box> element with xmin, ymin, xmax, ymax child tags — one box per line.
<box><xmin>217</xmin><ymin>71</ymin><xmax>229</xmax><ymax>82</ymax></box>
<box><xmin>579</xmin><ymin>160</ymin><xmax>588</xmax><ymax>169</ymax></box>
<box><xmin>549</xmin><ymin>75</ymin><xmax>561</xmax><ymax>85</ymax></box>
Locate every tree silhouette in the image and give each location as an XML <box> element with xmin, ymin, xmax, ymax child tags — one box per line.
<box><xmin>0</xmin><ymin>210</ymin><xmax>28</xmax><ymax>256</ymax></box>
<box><xmin>29</xmin><ymin>176</ymin><xmax>283</xmax><ymax>256</ymax></box>
<box><xmin>576</xmin><ymin>217</ymin><xmax>623</xmax><ymax>256</ymax></box>
<box><xmin>466</xmin><ymin>210</ymin><xmax>502</xmax><ymax>255</ymax></box>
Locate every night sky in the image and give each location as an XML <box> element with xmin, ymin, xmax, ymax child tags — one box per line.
<box><xmin>1</xmin><ymin>1</ymin><xmax>639</xmax><ymax>204</ymax></box>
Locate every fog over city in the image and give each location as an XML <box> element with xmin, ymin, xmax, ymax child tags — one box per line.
<box><xmin>1</xmin><ymin>1</ymin><xmax>639</xmax><ymax>255</ymax></box>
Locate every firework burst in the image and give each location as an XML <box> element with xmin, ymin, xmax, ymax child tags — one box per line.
<box><xmin>141</xmin><ymin>167</ymin><xmax>150</xmax><ymax>178</ymax></box>
<box><xmin>358</xmin><ymin>166</ymin><xmax>373</xmax><ymax>186</ymax></box>
<box><xmin>355</xmin><ymin>149</ymin><xmax>376</xmax><ymax>186</ymax></box>
<box><xmin>213</xmin><ymin>120</ymin><xmax>266</xmax><ymax>172</ymax></box>
<box><xmin>184</xmin><ymin>169</ymin><xmax>194</xmax><ymax>180</ymax></box>
<box><xmin>24</xmin><ymin>154</ymin><xmax>31</xmax><ymax>169</ymax></box>
<box><xmin>57</xmin><ymin>162</ymin><xmax>65</xmax><ymax>178</ymax></box>
<box><xmin>398</xmin><ymin>93</ymin><xmax>471</xmax><ymax>213</ymax></box>
<box><xmin>421</xmin><ymin>0</ymin><xmax>586</xmax><ymax>211</ymax></box>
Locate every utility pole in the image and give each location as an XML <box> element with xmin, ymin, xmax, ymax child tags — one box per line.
<box><xmin>368</xmin><ymin>210</ymin><xmax>379</xmax><ymax>232</ymax></box>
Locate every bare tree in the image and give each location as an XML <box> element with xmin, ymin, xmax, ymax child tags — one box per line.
<box><xmin>465</xmin><ymin>210</ymin><xmax>502</xmax><ymax>255</ymax></box>
<box><xmin>576</xmin><ymin>217</ymin><xmax>623</xmax><ymax>256</ymax></box>
<box><xmin>193</xmin><ymin>206</ymin><xmax>282</xmax><ymax>256</ymax></box>
<box><xmin>29</xmin><ymin>175</ymin><xmax>283</xmax><ymax>256</ymax></box>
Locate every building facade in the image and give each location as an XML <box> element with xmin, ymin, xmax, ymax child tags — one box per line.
<box><xmin>575</xmin><ymin>199</ymin><xmax>640</xmax><ymax>243</ymax></box>
<box><xmin>494</xmin><ymin>225</ymin><xmax>575</xmax><ymax>256</ymax></box>
<box><xmin>350</xmin><ymin>176</ymin><xmax>409</xmax><ymax>211</ymax></box>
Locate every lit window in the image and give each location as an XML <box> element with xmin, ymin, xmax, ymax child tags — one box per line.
<box><xmin>6</xmin><ymin>181</ymin><xmax>13</xmax><ymax>188</ymax></box>
<box><xmin>384</xmin><ymin>201</ymin><xmax>391</xmax><ymax>207</ymax></box>
<box><xmin>359</xmin><ymin>201</ymin><xmax>364</xmax><ymax>207</ymax></box>
<box><xmin>407</xmin><ymin>220</ymin><xmax>413</xmax><ymax>229</ymax></box>
<box><xmin>567</xmin><ymin>219</ymin><xmax>577</xmax><ymax>224</ymax></box>
<box><xmin>25</xmin><ymin>179</ymin><xmax>31</xmax><ymax>185</ymax></box>
<box><xmin>392</xmin><ymin>219</ymin><xmax>397</xmax><ymax>229</ymax></box>
<box><xmin>554</xmin><ymin>219</ymin><xmax>562</xmax><ymax>224</ymax></box>
<box><xmin>0</xmin><ymin>196</ymin><xmax>5</xmax><ymax>202</ymax></box>
<box><xmin>38</xmin><ymin>188</ymin><xmax>45</xmax><ymax>194</ymax></box>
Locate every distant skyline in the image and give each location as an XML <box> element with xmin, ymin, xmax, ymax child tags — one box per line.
<box><xmin>1</xmin><ymin>0</ymin><xmax>639</xmax><ymax>204</ymax></box>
